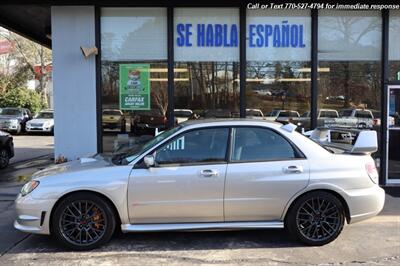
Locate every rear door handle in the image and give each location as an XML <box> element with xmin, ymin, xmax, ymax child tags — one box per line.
<box><xmin>283</xmin><ymin>165</ymin><xmax>303</xmax><ymax>174</ymax></box>
<box><xmin>200</xmin><ymin>169</ymin><xmax>219</xmax><ymax>177</ymax></box>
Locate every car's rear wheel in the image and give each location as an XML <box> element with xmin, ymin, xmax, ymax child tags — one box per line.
<box><xmin>51</xmin><ymin>192</ymin><xmax>116</xmax><ymax>250</ymax></box>
<box><xmin>0</xmin><ymin>149</ymin><xmax>10</xmax><ymax>169</ymax></box>
<box><xmin>286</xmin><ymin>191</ymin><xmax>345</xmax><ymax>246</ymax></box>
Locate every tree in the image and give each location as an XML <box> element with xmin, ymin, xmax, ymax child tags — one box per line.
<box><xmin>0</xmin><ymin>87</ymin><xmax>44</xmax><ymax>113</ymax></box>
<box><xmin>0</xmin><ymin>29</ymin><xmax>52</xmax><ymax>105</ymax></box>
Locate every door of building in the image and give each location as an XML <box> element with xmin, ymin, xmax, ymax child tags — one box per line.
<box><xmin>387</xmin><ymin>85</ymin><xmax>400</xmax><ymax>184</ymax></box>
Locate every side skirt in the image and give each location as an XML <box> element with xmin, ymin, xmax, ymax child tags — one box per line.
<box><xmin>121</xmin><ymin>221</ymin><xmax>284</xmax><ymax>233</ymax></box>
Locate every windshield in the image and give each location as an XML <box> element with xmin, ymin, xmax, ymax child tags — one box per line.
<box><xmin>301</xmin><ymin>112</ymin><xmax>310</xmax><ymax>117</ymax></box>
<box><xmin>112</xmin><ymin>126</ymin><xmax>182</xmax><ymax>165</ymax></box>
<box><xmin>36</xmin><ymin>112</ymin><xmax>53</xmax><ymax>119</ymax></box>
<box><xmin>0</xmin><ymin>108</ymin><xmax>22</xmax><ymax>116</ymax></box>
<box><xmin>267</xmin><ymin>110</ymin><xmax>279</xmax><ymax>117</ymax></box>
<box><xmin>174</xmin><ymin>110</ymin><xmax>192</xmax><ymax>117</ymax></box>
<box><xmin>339</xmin><ymin>110</ymin><xmax>353</xmax><ymax>117</ymax></box>
<box><xmin>103</xmin><ymin>110</ymin><xmax>121</xmax><ymax>116</ymax></box>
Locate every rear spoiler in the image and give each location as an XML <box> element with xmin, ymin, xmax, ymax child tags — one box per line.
<box><xmin>309</xmin><ymin>128</ymin><xmax>378</xmax><ymax>154</ymax></box>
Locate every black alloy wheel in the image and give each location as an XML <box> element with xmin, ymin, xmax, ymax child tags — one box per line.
<box><xmin>0</xmin><ymin>149</ymin><xmax>10</xmax><ymax>168</ymax></box>
<box><xmin>286</xmin><ymin>191</ymin><xmax>345</xmax><ymax>246</ymax></box>
<box><xmin>52</xmin><ymin>192</ymin><xmax>116</xmax><ymax>250</ymax></box>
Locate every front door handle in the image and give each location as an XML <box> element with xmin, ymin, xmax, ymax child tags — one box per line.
<box><xmin>283</xmin><ymin>165</ymin><xmax>303</xmax><ymax>174</ymax></box>
<box><xmin>200</xmin><ymin>169</ymin><xmax>219</xmax><ymax>177</ymax></box>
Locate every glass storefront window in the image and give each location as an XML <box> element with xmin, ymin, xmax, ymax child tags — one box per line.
<box><xmin>174</xmin><ymin>8</ymin><xmax>240</xmax><ymax>119</ymax></box>
<box><xmin>101</xmin><ymin>8</ymin><xmax>168</xmax><ymax>152</ymax></box>
<box><xmin>318</xmin><ymin>10</ymin><xmax>381</xmax><ymax>157</ymax></box>
<box><xmin>389</xmin><ymin>10</ymin><xmax>400</xmax><ymax>81</ymax></box>
<box><xmin>246</xmin><ymin>10</ymin><xmax>311</xmax><ymax>129</ymax></box>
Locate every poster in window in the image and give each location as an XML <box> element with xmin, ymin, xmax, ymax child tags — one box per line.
<box><xmin>119</xmin><ymin>64</ymin><xmax>150</xmax><ymax>110</ymax></box>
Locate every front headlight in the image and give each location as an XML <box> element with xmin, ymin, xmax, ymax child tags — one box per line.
<box><xmin>20</xmin><ymin>180</ymin><xmax>40</xmax><ymax>196</ymax></box>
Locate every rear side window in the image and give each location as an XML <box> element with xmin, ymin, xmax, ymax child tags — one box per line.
<box><xmin>231</xmin><ymin>127</ymin><xmax>298</xmax><ymax>162</ymax></box>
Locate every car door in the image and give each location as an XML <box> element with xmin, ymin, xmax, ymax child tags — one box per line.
<box><xmin>225</xmin><ymin>126</ymin><xmax>310</xmax><ymax>222</ymax></box>
<box><xmin>128</xmin><ymin>127</ymin><xmax>229</xmax><ymax>224</ymax></box>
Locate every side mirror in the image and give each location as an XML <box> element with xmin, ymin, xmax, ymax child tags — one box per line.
<box><xmin>143</xmin><ymin>154</ymin><xmax>155</xmax><ymax>168</ymax></box>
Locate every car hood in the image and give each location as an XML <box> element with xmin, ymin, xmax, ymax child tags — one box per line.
<box><xmin>32</xmin><ymin>156</ymin><xmax>112</xmax><ymax>180</ymax></box>
<box><xmin>28</xmin><ymin>118</ymin><xmax>53</xmax><ymax>124</ymax></box>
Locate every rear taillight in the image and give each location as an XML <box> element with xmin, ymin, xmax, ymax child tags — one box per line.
<box><xmin>366</xmin><ymin>162</ymin><xmax>379</xmax><ymax>184</ymax></box>
<box><xmin>373</xmin><ymin>118</ymin><xmax>380</xmax><ymax>126</ymax></box>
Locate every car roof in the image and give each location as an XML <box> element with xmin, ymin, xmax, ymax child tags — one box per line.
<box><xmin>180</xmin><ymin>118</ymin><xmax>282</xmax><ymax>129</ymax></box>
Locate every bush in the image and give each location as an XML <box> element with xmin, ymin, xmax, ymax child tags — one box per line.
<box><xmin>0</xmin><ymin>88</ymin><xmax>44</xmax><ymax>114</ymax></box>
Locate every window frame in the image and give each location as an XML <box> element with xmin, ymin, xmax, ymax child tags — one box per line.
<box><xmin>228</xmin><ymin>126</ymin><xmax>306</xmax><ymax>164</ymax></box>
<box><xmin>136</xmin><ymin>126</ymin><xmax>232</xmax><ymax>168</ymax></box>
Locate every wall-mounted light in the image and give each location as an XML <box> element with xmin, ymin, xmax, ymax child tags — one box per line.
<box><xmin>80</xmin><ymin>46</ymin><xmax>98</xmax><ymax>59</ymax></box>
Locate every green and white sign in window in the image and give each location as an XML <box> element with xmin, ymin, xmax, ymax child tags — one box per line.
<box><xmin>119</xmin><ymin>64</ymin><xmax>150</xmax><ymax>110</ymax></box>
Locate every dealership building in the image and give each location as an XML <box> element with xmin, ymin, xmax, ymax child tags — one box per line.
<box><xmin>0</xmin><ymin>1</ymin><xmax>400</xmax><ymax>186</ymax></box>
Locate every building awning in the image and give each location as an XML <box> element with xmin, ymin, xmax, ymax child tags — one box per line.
<box><xmin>0</xmin><ymin>0</ymin><xmax>399</xmax><ymax>49</ymax></box>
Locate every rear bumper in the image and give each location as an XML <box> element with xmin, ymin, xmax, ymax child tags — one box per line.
<box><xmin>344</xmin><ymin>185</ymin><xmax>385</xmax><ymax>224</ymax></box>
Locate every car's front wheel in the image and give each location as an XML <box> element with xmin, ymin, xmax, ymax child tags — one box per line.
<box><xmin>0</xmin><ymin>149</ymin><xmax>10</xmax><ymax>169</ymax></box>
<box><xmin>51</xmin><ymin>192</ymin><xmax>116</xmax><ymax>250</ymax></box>
<box><xmin>286</xmin><ymin>191</ymin><xmax>345</xmax><ymax>246</ymax></box>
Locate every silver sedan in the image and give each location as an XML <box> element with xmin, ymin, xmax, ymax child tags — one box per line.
<box><xmin>14</xmin><ymin>120</ymin><xmax>385</xmax><ymax>250</ymax></box>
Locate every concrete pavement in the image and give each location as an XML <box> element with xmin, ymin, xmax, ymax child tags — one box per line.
<box><xmin>9</xmin><ymin>135</ymin><xmax>54</xmax><ymax>165</ymax></box>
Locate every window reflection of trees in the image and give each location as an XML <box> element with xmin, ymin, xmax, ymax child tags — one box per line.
<box><xmin>318</xmin><ymin>13</ymin><xmax>381</xmax><ymax>111</ymax></box>
<box><xmin>174</xmin><ymin>62</ymin><xmax>239</xmax><ymax>114</ymax></box>
<box><xmin>246</xmin><ymin>61</ymin><xmax>311</xmax><ymax>115</ymax></box>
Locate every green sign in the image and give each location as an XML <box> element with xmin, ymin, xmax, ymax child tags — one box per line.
<box><xmin>397</xmin><ymin>71</ymin><xmax>400</xmax><ymax>81</ymax></box>
<box><xmin>119</xmin><ymin>64</ymin><xmax>150</xmax><ymax>110</ymax></box>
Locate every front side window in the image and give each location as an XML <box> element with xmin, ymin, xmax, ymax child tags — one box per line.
<box><xmin>232</xmin><ymin>127</ymin><xmax>297</xmax><ymax>162</ymax></box>
<box><xmin>155</xmin><ymin>127</ymin><xmax>229</xmax><ymax>165</ymax></box>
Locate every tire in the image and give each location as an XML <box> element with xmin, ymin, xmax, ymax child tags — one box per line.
<box><xmin>285</xmin><ymin>191</ymin><xmax>345</xmax><ymax>246</ymax></box>
<box><xmin>0</xmin><ymin>149</ymin><xmax>10</xmax><ymax>169</ymax></box>
<box><xmin>357</xmin><ymin>123</ymin><xmax>367</xmax><ymax>129</ymax></box>
<box><xmin>51</xmin><ymin>192</ymin><xmax>116</xmax><ymax>250</ymax></box>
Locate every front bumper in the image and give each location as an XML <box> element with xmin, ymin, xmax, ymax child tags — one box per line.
<box><xmin>26</xmin><ymin>126</ymin><xmax>53</xmax><ymax>132</ymax></box>
<box><xmin>345</xmin><ymin>185</ymin><xmax>385</xmax><ymax>224</ymax></box>
<box><xmin>14</xmin><ymin>193</ymin><xmax>57</xmax><ymax>235</ymax></box>
<box><xmin>0</xmin><ymin>123</ymin><xmax>19</xmax><ymax>132</ymax></box>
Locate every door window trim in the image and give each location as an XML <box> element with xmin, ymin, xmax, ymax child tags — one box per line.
<box><xmin>134</xmin><ymin>126</ymin><xmax>231</xmax><ymax>168</ymax></box>
<box><xmin>228</xmin><ymin>126</ymin><xmax>306</xmax><ymax>164</ymax></box>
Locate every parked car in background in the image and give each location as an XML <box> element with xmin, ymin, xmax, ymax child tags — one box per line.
<box><xmin>131</xmin><ymin>109</ymin><xmax>167</xmax><ymax>135</ymax></box>
<box><xmin>293</xmin><ymin>109</ymin><xmax>339</xmax><ymax>130</ymax></box>
<box><xmin>265</xmin><ymin>110</ymin><xmax>300</xmax><ymax>123</ymax></box>
<box><xmin>0</xmin><ymin>107</ymin><xmax>32</xmax><ymax>134</ymax></box>
<box><xmin>174</xmin><ymin>109</ymin><xmax>193</xmax><ymax>124</ymax></box>
<box><xmin>14</xmin><ymin>120</ymin><xmax>384</xmax><ymax>250</ymax></box>
<box><xmin>26</xmin><ymin>110</ymin><xmax>54</xmax><ymax>134</ymax></box>
<box><xmin>324</xmin><ymin>109</ymin><xmax>374</xmax><ymax>129</ymax></box>
<box><xmin>102</xmin><ymin>109</ymin><xmax>126</xmax><ymax>132</ymax></box>
<box><xmin>0</xmin><ymin>130</ymin><xmax>14</xmax><ymax>169</ymax></box>
<box><xmin>246</xmin><ymin>109</ymin><xmax>264</xmax><ymax>119</ymax></box>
